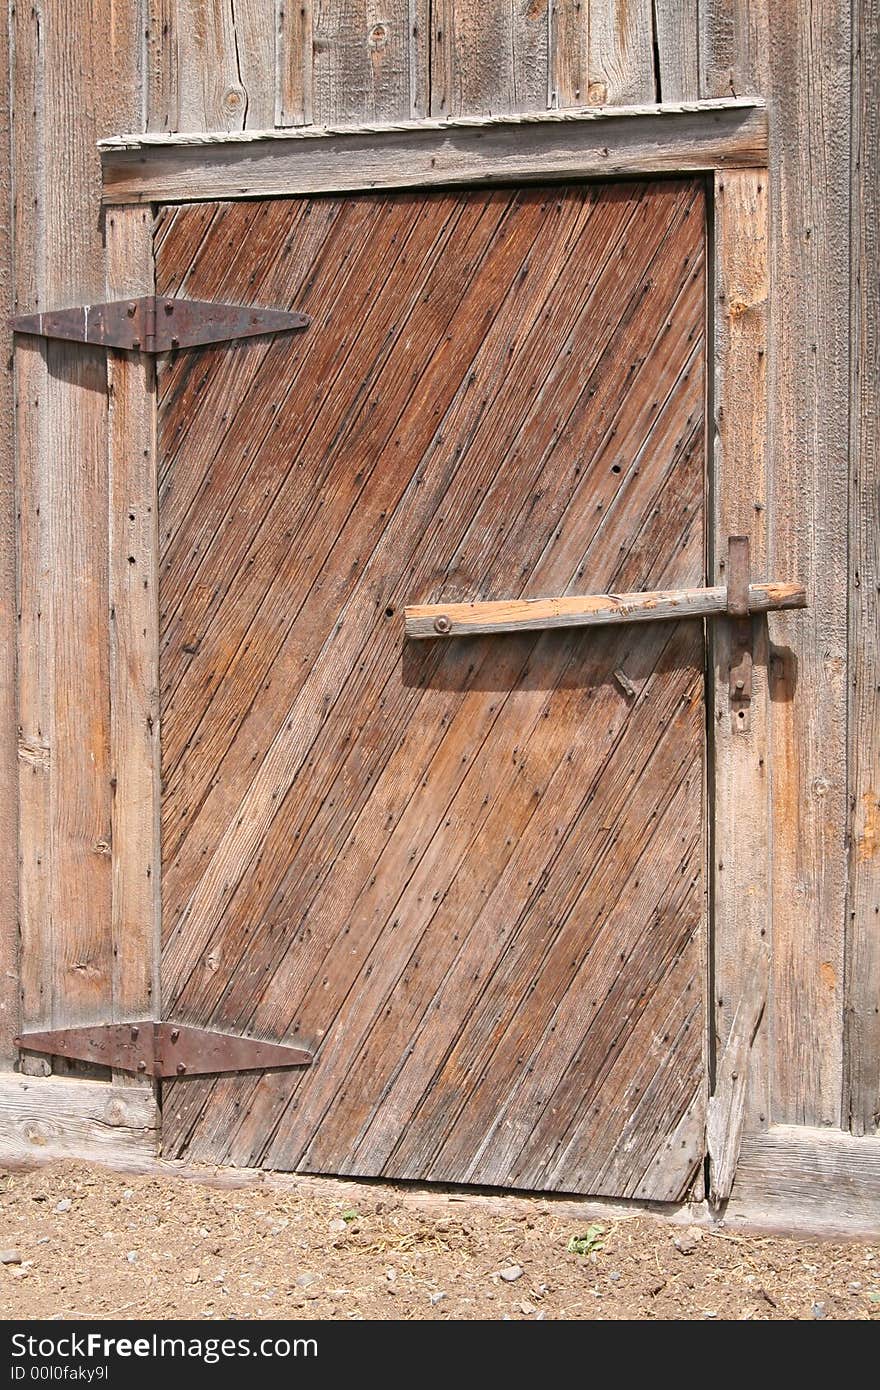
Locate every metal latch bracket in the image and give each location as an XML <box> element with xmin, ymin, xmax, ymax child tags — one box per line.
<box><xmin>726</xmin><ymin>534</ymin><xmax>754</xmax><ymax>727</ymax></box>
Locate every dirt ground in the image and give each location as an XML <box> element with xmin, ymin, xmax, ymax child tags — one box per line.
<box><xmin>0</xmin><ymin>1162</ymin><xmax>878</xmax><ymax>1320</ymax></box>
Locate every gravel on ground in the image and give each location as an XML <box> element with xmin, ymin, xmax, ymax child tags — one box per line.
<box><xmin>1</xmin><ymin>1162</ymin><xmax>878</xmax><ymax>1321</ymax></box>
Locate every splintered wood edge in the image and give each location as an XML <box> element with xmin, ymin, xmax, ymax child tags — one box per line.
<box><xmin>99</xmin><ymin>100</ymin><xmax>769</xmax><ymax>206</ymax></box>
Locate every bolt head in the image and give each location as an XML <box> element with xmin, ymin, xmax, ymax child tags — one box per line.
<box><xmin>434</xmin><ymin>615</ymin><xmax>451</xmax><ymax>635</ymax></box>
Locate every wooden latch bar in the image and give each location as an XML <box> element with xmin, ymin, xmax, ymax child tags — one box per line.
<box><xmin>404</xmin><ymin>544</ymin><xmax>805</xmax><ymax>640</ymax></box>
<box><xmin>10</xmin><ymin>296</ymin><xmax>310</xmax><ymax>353</ymax></box>
<box><xmin>14</xmin><ymin>1022</ymin><xmax>313</xmax><ymax>1077</ymax></box>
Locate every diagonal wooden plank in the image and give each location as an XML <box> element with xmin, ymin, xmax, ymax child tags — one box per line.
<box><xmin>160</xmin><ymin>192</ymin><xmax>512</xmax><ymax>863</ymax></box>
<box><xmin>161</xmin><ymin>188</ymin><xmax>554</xmax><ymax>983</ymax></box>
<box><xmin>377</xmin><ymin>652</ymin><xmax>704</xmax><ymax>1180</ymax></box>
<box><xmin>159</xmin><ymin>180</ymin><xmax>708</xmax><ymax>1197</ymax></box>
<box><xmin>274</xmin><ymin>349</ymin><xmax>706</xmax><ymax>1171</ymax></box>
<box><xmin>163</xmin><ymin>176</ymin><xmax>686</xmax><ymax>934</ymax></box>
<box><xmin>168</xmin><ymin>182</ymin><xmax>656</xmax><ymax>1011</ymax></box>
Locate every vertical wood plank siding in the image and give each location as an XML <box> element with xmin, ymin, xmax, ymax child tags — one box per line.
<box><xmin>763</xmin><ymin>1</ymin><xmax>851</xmax><ymax>1129</ymax></box>
<box><xmin>708</xmin><ymin>169</ymin><xmax>772</xmax><ymax>1195</ymax></box>
<box><xmin>10</xmin><ymin>1</ymin><xmax>142</xmax><ymax>1048</ymax></box>
<box><xmin>845</xmin><ymin>0</ymin><xmax>880</xmax><ymax>1136</ymax></box>
<box><xmin>0</xmin><ymin>7</ymin><xmax>16</xmax><ymax>1063</ymax></box>
<box><xmin>105</xmin><ymin>206</ymin><xmax>162</xmax><ymax>1082</ymax></box>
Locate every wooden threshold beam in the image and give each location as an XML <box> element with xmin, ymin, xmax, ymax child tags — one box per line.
<box><xmin>0</xmin><ymin>1074</ymin><xmax>158</xmax><ymax>1169</ymax></box>
<box><xmin>404</xmin><ymin>581</ymin><xmax>806</xmax><ymax>640</ymax></box>
<box><xmin>99</xmin><ymin>98</ymin><xmax>768</xmax><ymax>207</ymax></box>
<box><xmin>727</xmin><ymin>1126</ymin><xmax>880</xmax><ymax>1236</ymax></box>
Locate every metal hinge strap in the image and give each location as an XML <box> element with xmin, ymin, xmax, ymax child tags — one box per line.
<box><xmin>9</xmin><ymin>296</ymin><xmax>310</xmax><ymax>354</ymax></box>
<box><xmin>14</xmin><ymin>1021</ymin><xmax>312</xmax><ymax>1077</ymax></box>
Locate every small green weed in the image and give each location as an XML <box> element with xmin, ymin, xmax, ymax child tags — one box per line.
<box><xmin>567</xmin><ymin>1223</ymin><xmax>605</xmax><ymax>1257</ymax></box>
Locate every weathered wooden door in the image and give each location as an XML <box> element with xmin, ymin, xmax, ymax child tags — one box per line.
<box><xmin>158</xmin><ymin>179</ymin><xmax>707</xmax><ymax>1198</ymax></box>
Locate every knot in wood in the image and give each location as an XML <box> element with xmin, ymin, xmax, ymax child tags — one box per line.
<box><xmin>222</xmin><ymin>87</ymin><xmax>245</xmax><ymax>113</ymax></box>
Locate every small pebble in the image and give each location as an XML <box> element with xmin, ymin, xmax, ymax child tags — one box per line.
<box><xmin>499</xmin><ymin>1265</ymin><xmax>523</xmax><ymax>1283</ymax></box>
<box><xmin>295</xmin><ymin>1272</ymin><xmax>320</xmax><ymax>1289</ymax></box>
<box><xmin>126</xmin><ymin>1251</ymin><xmax>138</xmax><ymax>1263</ymax></box>
<box><xmin>811</xmin><ymin>1302</ymin><xmax>827</xmax><ymax>1319</ymax></box>
<box><xmin>673</xmin><ymin>1227</ymin><xmax>703</xmax><ymax>1255</ymax></box>
<box><xmin>0</xmin><ymin>1249</ymin><xmax>22</xmax><ymax>1265</ymax></box>
<box><xmin>429</xmin><ymin>1291</ymin><xmax>446</xmax><ymax>1305</ymax></box>
<box><xmin>183</xmin><ymin>1269</ymin><xmax>201</xmax><ymax>1286</ymax></box>
<box><xmin>328</xmin><ymin>1217</ymin><xmax>347</xmax><ymax>1234</ymax></box>
<box><xmin>55</xmin><ymin>1199</ymin><xmax>72</xmax><ymax>1214</ymax></box>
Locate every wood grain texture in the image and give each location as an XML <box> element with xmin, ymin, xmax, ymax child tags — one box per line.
<box><xmin>0</xmin><ymin>2</ymin><xmax>17</xmax><ymax>1064</ymax></box>
<box><xmin>146</xmin><ymin>0</ymin><xmax>180</xmax><ymax>133</ymax></box>
<box><xmin>587</xmin><ymin>0</ymin><xmax>654</xmax><ymax>104</ymax></box>
<box><xmin>729</xmin><ymin>1126</ymin><xmax>880</xmax><ymax>1236</ymax></box>
<box><xmin>11</xmin><ymin>0</ymin><xmax>141</xmax><ymax>1062</ymax></box>
<box><xmin>405</xmin><ymin>582</ymin><xmax>805</xmax><ymax>638</ymax></box>
<box><xmin>710</xmin><ymin>169</ymin><xmax>772</xmax><ymax>1163</ymax></box>
<box><xmin>313</xmin><ymin>0</ymin><xmax>427</xmax><ymax>124</ymax></box>
<box><xmin>276</xmin><ymin>0</ymin><xmax>315</xmax><ymax>127</ymax></box>
<box><xmin>549</xmin><ymin>0</ymin><xmax>590</xmax><ymax>107</ymax></box>
<box><xmin>431</xmin><ymin>0</ymin><xmax>549</xmax><ymax>117</ymax></box>
<box><xmin>707</xmin><ymin>943</ymin><xmax>768</xmax><ymax>1201</ymax></box>
<box><xmin>173</xmin><ymin>0</ymin><xmax>275</xmax><ymax>131</ymax></box>
<box><xmin>845</xmin><ymin>0</ymin><xmax>880</xmax><ymax>1137</ymax></box>
<box><xmin>0</xmin><ymin>1076</ymin><xmax>158</xmax><ymax>1169</ymax></box>
<box><xmin>158</xmin><ymin>180</ymin><xmax>708</xmax><ymax>1199</ymax></box>
<box><xmin>765</xmin><ymin>1</ymin><xmax>850</xmax><ymax>1129</ymax></box>
<box><xmin>105</xmin><ymin>208</ymin><xmax>161</xmax><ymax>1062</ymax></box>
<box><xmin>100</xmin><ymin>99</ymin><xmax>768</xmax><ymax>204</ymax></box>
<box><xmin>652</xmin><ymin>0</ymin><xmax>699</xmax><ymax>101</ymax></box>
<box><xmin>699</xmin><ymin>0</ymin><xmax>768</xmax><ymax>99</ymax></box>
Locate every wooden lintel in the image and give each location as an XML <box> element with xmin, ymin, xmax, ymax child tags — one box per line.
<box><xmin>99</xmin><ymin>98</ymin><xmax>768</xmax><ymax>206</ymax></box>
<box><xmin>405</xmin><ymin>581</ymin><xmax>806</xmax><ymax>640</ymax></box>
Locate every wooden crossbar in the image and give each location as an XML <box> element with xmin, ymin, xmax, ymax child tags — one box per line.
<box><xmin>404</xmin><ymin>581</ymin><xmax>806</xmax><ymax>639</ymax></box>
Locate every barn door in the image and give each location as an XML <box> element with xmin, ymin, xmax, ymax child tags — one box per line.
<box><xmin>157</xmin><ymin>180</ymin><xmax>708</xmax><ymax>1199</ymax></box>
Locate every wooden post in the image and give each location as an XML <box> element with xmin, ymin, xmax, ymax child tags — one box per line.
<box><xmin>707</xmin><ymin>168</ymin><xmax>772</xmax><ymax>1201</ymax></box>
<box><xmin>106</xmin><ymin>206</ymin><xmax>161</xmax><ymax>1088</ymax></box>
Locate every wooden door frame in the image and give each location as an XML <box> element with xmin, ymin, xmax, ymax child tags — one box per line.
<box><xmin>82</xmin><ymin>101</ymin><xmax>771</xmax><ymax>1193</ymax></box>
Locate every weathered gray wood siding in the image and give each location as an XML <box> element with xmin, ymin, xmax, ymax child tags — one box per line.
<box><xmin>1</xmin><ymin>2</ymin><xmax>877</xmax><ymax>1161</ymax></box>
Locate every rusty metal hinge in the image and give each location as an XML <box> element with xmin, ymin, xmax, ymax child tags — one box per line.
<box><xmin>14</xmin><ymin>1022</ymin><xmax>313</xmax><ymax>1078</ymax></box>
<box><xmin>10</xmin><ymin>296</ymin><xmax>310</xmax><ymax>353</ymax></box>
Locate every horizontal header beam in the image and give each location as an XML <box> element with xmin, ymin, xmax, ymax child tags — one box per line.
<box><xmin>404</xmin><ymin>581</ymin><xmax>806</xmax><ymax>640</ymax></box>
<box><xmin>100</xmin><ymin>99</ymin><xmax>767</xmax><ymax>207</ymax></box>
